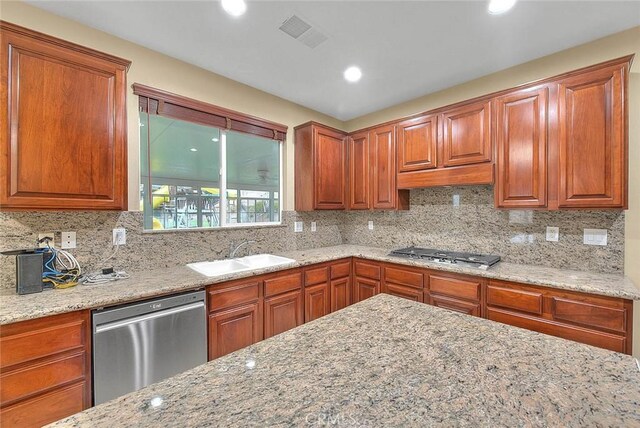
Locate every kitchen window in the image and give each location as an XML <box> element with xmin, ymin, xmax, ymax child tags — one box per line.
<box><xmin>136</xmin><ymin>85</ymin><xmax>285</xmax><ymax>231</ymax></box>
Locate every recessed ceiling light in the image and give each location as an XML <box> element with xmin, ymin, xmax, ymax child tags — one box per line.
<box><xmin>212</xmin><ymin>138</ymin><xmax>219</xmax><ymax>142</ymax></box>
<box><xmin>221</xmin><ymin>0</ymin><xmax>246</xmax><ymax>17</ymax></box>
<box><xmin>343</xmin><ymin>66</ymin><xmax>362</xmax><ymax>83</ymax></box>
<box><xmin>190</xmin><ymin>148</ymin><xmax>198</xmax><ymax>152</ymax></box>
<box><xmin>488</xmin><ymin>0</ymin><xmax>517</xmax><ymax>15</ymax></box>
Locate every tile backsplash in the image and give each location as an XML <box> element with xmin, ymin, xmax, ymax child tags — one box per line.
<box><xmin>0</xmin><ymin>186</ymin><xmax>625</xmax><ymax>289</ymax></box>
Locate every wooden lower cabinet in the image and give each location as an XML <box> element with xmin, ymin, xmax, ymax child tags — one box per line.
<box><xmin>305</xmin><ymin>283</ymin><xmax>330</xmax><ymax>322</ymax></box>
<box><xmin>487</xmin><ymin>308</ymin><xmax>627</xmax><ymax>353</ymax></box>
<box><xmin>487</xmin><ymin>279</ymin><xmax>632</xmax><ymax>354</ymax></box>
<box><xmin>353</xmin><ymin>277</ymin><xmax>380</xmax><ymax>303</ymax></box>
<box><xmin>264</xmin><ymin>290</ymin><xmax>304</xmax><ymax>339</ymax></box>
<box><xmin>207</xmin><ymin>279</ymin><xmax>262</xmax><ymax>360</ymax></box>
<box><xmin>330</xmin><ymin>277</ymin><xmax>351</xmax><ymax>312</ymax></box>
<box><xmin>208</xmin><ymin>303</ymin><xmax>261</xmax><ymax>360</ymax></box>
<box><xmin>426</xmin><ymin>272</ymin><xmax>483</xmax><ymax>318</ymax></box>
<box><xmin>0</xmin><ymin>311</ymin><xmax>91</xmax><ymax>428</ymax></box>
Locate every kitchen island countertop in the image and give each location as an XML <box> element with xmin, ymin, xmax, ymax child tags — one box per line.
<box><xmin>49</xmin><ymin>294</ymin><xmax>640</xmax><ymax>427</ymax></box>
<box><xmin>1</xmin><ymin>244</ymin><xmax>639</xmax><ymax>325</ymax></box>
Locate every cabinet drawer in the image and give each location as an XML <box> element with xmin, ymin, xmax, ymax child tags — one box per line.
<box><xmin>264</xmin><ymin>272</ymin><xmax>303</xmax><ymax>297</ymax></box>
<box><xmin>330</xmin><ymin>261</ymin><xmax>351</xmax><ymax>279</ymax></box>
<box><xmin>208</xmin><ymin>282</ymin><xmax>260</xmax><ymax>312</ymax></box>
<box><xmin>551</xmin><ymin>297</ymin><xmax>626</xmax><ymax>333</ymax></box>
<box><xmin>384</xmin><ymin>284</ymin><xmax>422</xmax><ymax>302</ymax></box>
<box><xmin>428</xmin><ymin>274</ymin><xmax>480</xmax><ymax>301</ymax></box>
<box><xmin>430</xmin><ymin>294</ymin><xmax>480</xmax><ymax>317</ymax></box>
<box><xmin>384</xmin><ymin>267</ymin><xmax>423</xmax><ymax>289</ymax></box>
<box><xmin>0</xmin><ymin>382</ymin><xmax>86</xmax><ymax>428</ymax></box>
<box><xmin>304</xmin><ymin>266</ymin><xmax>329</xmax><ymax>286</ymax></box>
<box><xmin>0</xmin><ymin>312</ymin><xmax>87</xmax><ymax>369</ymax></box>
<box><xmin>1</xmin><ymin>352</ymin><xmax>85</xmax><ymax>404</ymax></box>
<box><xmin>354</xmin><ymin>261</ymin><xmax>381</xmax><ymax>280</ymax></box>
<box><xmin>488</xmin><ymin>308</ymin><xmax>626</xmax><ymax>353</ymax></box>
<box><xmin>487</xmin><ymin>285</ymin><xmax>543</xmax><ymax>315</ymax></box>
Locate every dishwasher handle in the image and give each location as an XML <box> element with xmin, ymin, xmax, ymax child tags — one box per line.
<box><xmin>95</xmin><ymin>301</ymin><xmax>205</xmax><ymax>334</ymax></box>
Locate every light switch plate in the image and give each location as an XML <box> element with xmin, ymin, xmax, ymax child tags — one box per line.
<box><xmin>311</xmin><ymin>221</ymin><xmax>317</xmax><ymax>232</ymax></box>
<box><xmin>545</xmin><ymin>227</ymin><xmax>559</xmax><ymax>242</ymax></box>
<box><xmin>368</xmin><ymin>221</ymin><xmax>374</xmax><ymax>230</ymax></box>
<box><xmin>61</xmin><ymin>231</ymin><xmax>76</xmax><ymax>249</ymax></box>
<box><xmin>584</xmin><ymin>228</ymin><xmax>607</xmax><ymax>246</ymax></box>
<box><xmin>452</xmin><ymin>194</ymin><xmax>460</xmax><ymax>207</ymax></box>
<box><xmin>294</xmin><ymin>221</ymin><xmax>303</xmax><ymax>233</ymax></box>
<box><xmin>112</xmin><ymin>228</ymin><xmax>126</xmax><ymax>245</ymax></box>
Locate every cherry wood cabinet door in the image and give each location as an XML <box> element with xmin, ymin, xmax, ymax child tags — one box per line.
<box><xmin>304</xmin><ymin>283</ymin><xmax>330</xmax><ymax>322</ymax></box>
<box><xmin>330</xmin><ymin>277</ymin><xmax>351</xmax><ymax>312</ymax></box>
<box><xmin>397</xmin><ymin>114</ymin><xmax>438</xmax><ymax>172</ymax></box>
<box><xmin>441</xmin><ymin>100</ymin><xmax>492</xmax><ymax>167</ymax></box>
<box><xmin>0</xmin><ymin>23</ymin><xmax>130</xmax><ymax>210</ymax></box>
<box><xmin>495</xmin><ymin>86</ymin><xmax>549</xmax><ymax>208</ymax></box>
<box><xmin>348</xmin><ymin>131</ymin><xmax>370</xmax><ymax>209</ymax></box>
<box><xmin>353</xmin><ymin>277</ymin><xmax>381</xmax><ymax>304</ymax></box>
<box><xmin>557</xmin><ymin>63</ymin><xmax>627</xmax><ymax>208</ymax></box>
<box><xmin>208</xmin><ymin>302</ymin><xmax>261</xmax><ymax>360</ymax></box>
<box><xmin>264</xmin><ymin>290</ymin><xmax>303</xmax><ymax>339</ymax></box>
<box><xmin>369</xmin><ymin>125</ymin><xmax>397</xmax><ymax>209</ymax></box>
<box><xmin>314</xmin><ymin>126</ymin><xmax>347</xmax><ymax>209</ymax></box>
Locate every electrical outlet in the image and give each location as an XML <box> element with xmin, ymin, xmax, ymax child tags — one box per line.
<box><xmin>368</xmin><ymin>221</ymin><xmax>374</xmax><ymax>230</ymax></box>
<box><xmin>311</xmin><ymin>221</ymin><xmax>317</xmax><ymax>232</ymax></box>
<box><xmin>112</xmin><ymin>228</ymin><xmax>126</xmax><ymax>245</ymax></box>
<box><xmin>61</xmin><ymin>231</ymin><xmax>76</xmax><ymax>249</ymax></box>
<box><xmin>294</xmin><ymin>221</ymin><xmax>303</xmax><ymax>233</ymax></box>
<box><xmin>584</xmin><ymin>229</ymin><xmax>607</xmax><ymax>246</ymax></box>
<box><xmin>452</xmin><ymin>194</ymin><xmax>460</xmax><ymax>207</ymax></box>
<box><xmin>37</xmin><ymin>232</ymin><xmax>55</xmax><ymax>248</ymax></box>
<box><xmin>545</xmin><ymin>227</ymin><xmax>559</xmax><ymax>242</ymax></box>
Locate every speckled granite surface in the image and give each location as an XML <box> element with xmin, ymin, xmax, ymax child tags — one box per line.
<box><xmin>0</xmin><ymin>186</ymin><xmax>626</xmax><ymax>290</ymax></box>
<box><xmin>0</xmin><ymin>210</ymin><xmax>342</xmax><ymax>289</ymax></box>
<box><xmin>49</xmin><ymin>295</ymin><xmax>640</xmax><ymax>428</ymax></box>
<box><xmin>1</xmin><ymin>245</ymin><xmax>638</xmax><ymax>325</ymax></box>
<box><xmin>340</xmin><ymin>186</ymin><xmax>625</xmax><ymax>274</ymax></box>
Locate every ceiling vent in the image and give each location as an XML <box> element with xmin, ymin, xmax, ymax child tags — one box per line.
<box><xmin>279</xmin><ymin>15</ymin><xmax>328</xmax><ymax>49</ymax></box>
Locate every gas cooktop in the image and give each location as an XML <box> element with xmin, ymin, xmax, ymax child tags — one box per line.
<box><xmin>389</xmin><ymin>247</ymin><xmax>501</xmax><ymax>270</ymax></box>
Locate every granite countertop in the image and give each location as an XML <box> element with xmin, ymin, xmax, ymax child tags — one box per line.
<box><xmin>49</xmin><ymin>294</ymin><xmax>640</xmax><ymax>427</ymax></box>
<box><xmin>1</xmin><ymin>245</ymin><xmax>639</xmax><ymax>325</ymax></box>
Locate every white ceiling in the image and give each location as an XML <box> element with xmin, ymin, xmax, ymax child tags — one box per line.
<box><xmin>25</xmin><ymin>0</ymin><xmax>640</xmax><ymax>121</ymax></box>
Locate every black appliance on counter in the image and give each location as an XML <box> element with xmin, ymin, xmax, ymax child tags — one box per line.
<box><xmin>389</xmin><ymin>247</ymin><xmax>501</xmax><ymax>270</ymax></box>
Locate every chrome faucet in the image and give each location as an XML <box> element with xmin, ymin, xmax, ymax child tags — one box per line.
<box><xmin>229</xmin><ymin>240</ymin><xmax>256</xmax><ymax>258</ymax></box>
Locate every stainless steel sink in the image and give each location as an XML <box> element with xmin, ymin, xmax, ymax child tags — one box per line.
<box><xmin>187</xmin><ymin>254</ymin><xmax>296</xmax><ymax>277</ymax></box>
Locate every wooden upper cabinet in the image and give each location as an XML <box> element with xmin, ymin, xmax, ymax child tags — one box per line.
<box><xmin>369</xmin><ymin>125</ymin><xmax>398</xmax><ymax>209</ymax></box>
<box><xmin>0</xmin><ymin>22</ymin><xmax>130</xmax><ymax>211</ymax></box>
<box><xmin>295</xmin><ymin>122</ymin><xmax>347</xmax><ymax>211</ymax></box>
<box><xmin>397</xmin><ymin>114</ymin><xmax>438</xmax><ymax>172</ymax></box>
<box><xmin>348</xmin><ymin>131</ymin><xmax>370</xmax><ymax>210</ymax></box>
<box><xmin>396</xmin><ymin>99</ymin><xmax>494</xmax><ymax>190</ymax></box>
<box><xmin>441</xmin><ymin>99</ymin><xmax>492</xmax><ymax>167</ymax></box>
<box><xmin>557</xmin><ymin>62</ymin><xmax>628</xmax><ymax>208</ymax></box>
<box><xmin>495</xmin><ymin>85</ymin><xmax>549</xmax><ymax>208</ymax></box>
<box><xmin>345</xmin><ymin>125</ymin><xmax>408</xmax><ymax>210</ymax></box>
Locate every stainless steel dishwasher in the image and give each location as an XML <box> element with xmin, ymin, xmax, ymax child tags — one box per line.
<box><xmin>92</xmin><ymin>290</ymin><xmax>207</xmax><ymax>405</ymax></box>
